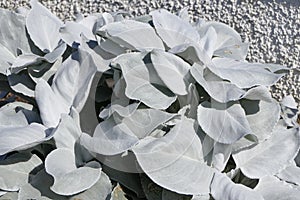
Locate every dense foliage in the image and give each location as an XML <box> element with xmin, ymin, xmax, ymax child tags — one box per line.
<box><xmin>0</xmin><ymin>0</ymin><xmax>299</xmax><ymax>199</ymax></box>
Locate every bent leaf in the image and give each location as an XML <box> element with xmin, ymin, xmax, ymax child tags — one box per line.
<box><xmin>98</xmin><ymin>20</ymin><xmax>164</xmax><ymax>51</ymax></box>
<box><xmin>150</xmin><ymin>9</ymin><xmax>199</xmax><ymax>48</ymax></box>
<box><xmin>197</xmin><ymin>101</ymin><xmax>252</xmax><ymax>144</ymax></box>
<box><xmin>45</xmin><ymin>148</ymin><xmax>101</xmax><ymax>196</ymax></box>
<box><xmin>132</xmin><ymin>117</ymin><xmax>215</xmax><ymax>195</ymax></box>
<box><xmin>151</xmin><ymin>50</ymin><xmax>190</xmax><ymax>95</ymax></box>
<box><xmin>211</xmin><ymin>58</ymin><xmax>282</xmax><ymax>88</ymax></box>
<box><xmin>0</xmin><ymin>153</ymin><xmax>42</xmax><ymax>191</ymax></box>
<box><xmin>26</xmin><ymin>0</ymin><xmax>63</xmax><ymax>52</ymax></box>
<box><xmin>210</xmin><ymin>172</ymin><xmax>264</xmax><ymax>200</ymax></box>
<box><xmin>233</xmin><ymin>125</ymin><xmax>300</xmax><ymax>179</ymax></box>
<box><xmin>112</xmin><ymin>52</ymin><xmax>176</xmax><ymax>109</ymax></box>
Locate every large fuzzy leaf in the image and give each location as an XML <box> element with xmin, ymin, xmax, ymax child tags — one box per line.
<box><xmin>0</xmin><ymin>8</ymin><xmax>32</xmax><ymax>74</ymax></box>
<box><xmin>81</xmin><ymin>108</ymin><xmax>175</xmax><ymax>155</ymax></box>
<box><xmin>190</xmin><ymin>63</ymin><xmax>245</xmax><ymax>103</ymax></box>
<box><xmin>98</xmin><ymin>20</ymin><xmax>164</xmax><ymax>51</ymax></box>
<box><xmin>71</xmin><ymin>172</ymin><xmax>112</xmax><ymax>200</ymax></box>
<box><xmin>121</xmin><ymin>108</ymin><xmax>176</xmax><ymax>139</ymax></box>
<box><xmin>45</xmin><ymin>148</ymin><xmax>101</xmax><ymax>196</ymax></box>
<box><xmin>233</xmin><ymin>125</ymin><xmax>300</xmax><ymax>179</ymax></box>
<box><xmin>0</xmin><ymin>102</ymin><xmax>29</xmax><ymax>127</ymax></box>
<box><xmin>35</xmin><ymin>50</ymin><xmax>97</xmax><ymax>127</ymax></box>
<box><xmin>0</xmin><ymin>123</ymin><xmax>49</xmax><ymax>155</ymax></box>
<box><xmin>26</xmin><ymin>0</ymin><xmax>63</xmax><ymax>52</ymax></box>
<box><xmin>132</xmin><ymin>117</ymin><xmax>215</xmax><ymax>195</ymax></box>
<box><xmin>197</xmin><ymin>21</ymin><xmax>242</xmax><ymax>51</ymax></box>
<box><xmin>210</xmin><ymin>172</ymin><xmax>264</xmax><ymax>200</ymax></box>
<box><xmin>18</xmin><ymin>183</ymin><xmax>51</xmax><ymax>200</ymax></box>
<box><xmin>0</xmin><ymin>153</ymin><xmax>42</xmax><ymax>191</ymax></box>
<box><xmin>242</xmin><ymin>99</ymin><xmax>280</xmax><ymax>141</ymax></box>
<box><xmin>197</xmin><ymin>101</ymin><xmax>252</xmax><ymax>144</ymax></box>
<box><xmin>59</xmin><ymin>14</ymin><xmax>102</xmax><ymax>46</ymax></box>
<box><xmin>53</xmin><ymin>112</ymin><xmax>81</xmax><ymax>150</ymax></box>
<box><xmin>197</xmin><ymin>21</ymin><xmax>248</xmax><ymax>60</ymax></box>
<box><xmin>151</xmin><ymin>50</ymin><xmax>190</xmax><ymax>95</ymax></box>
<box><xmin>80</xmin><ymin>116</ymin><xmax>139</xmax><ymax>156</ymax></box>
<box><xmin>150</xmin><ymin>9</ymin><xmax>199</xmax><ymax>48</ymax></box>
<box><xmin>211</xmin><ymin>58</ymin><xmax>282</xmax><ymax>88</ymax></box>
<box><xmin>254</xmin><ymin>176</ymin><xmax>300</xmax><ymax>200</ymax></box>
<box><xmin>276</xmin><ymin>165</ymin><xmax>300</xmax><ymax>186</ymax></box>
<box><xmin>112</xmin><ymin>52</ymin><xmax>176</xmax><ymax>109</ymax></box>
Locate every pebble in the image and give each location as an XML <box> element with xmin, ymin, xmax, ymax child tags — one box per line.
<box><xmin>0</xmin><ymin>0</ymin><xmax>299</xmax><ymax>106</ymax></box>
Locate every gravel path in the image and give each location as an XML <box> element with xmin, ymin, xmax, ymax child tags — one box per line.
<box><xmin>1</xmin><ymin>0</ymin><xmax>299</xmax><ymax>105</ymax></box>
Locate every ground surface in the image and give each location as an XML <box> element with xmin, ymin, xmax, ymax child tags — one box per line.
<box><xmin>1</xmin><ymin>0</ymin><xmax>299</xmax><ymax>105</ymax></box>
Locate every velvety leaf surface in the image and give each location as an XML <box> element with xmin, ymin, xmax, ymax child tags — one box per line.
<box><xmin>211</xmin><ymin>58</ymin><xmax>283</xmax><ymax>88</ymax></box>
<box><xmin>197</xmin><ymin>101</ymin><xmax>252</xmax><ymax>144</ymax></box>
<box><xmin>0</xmin><ymin>8</ymin><xmax>31</xmax><ymax>74</ymax></box>
<box><xmin>26</xmin><ymin>0</ymin><xmax>63</xmax><ymax>52</ymax></box>
<box><xmin>210</xmin><ymin>172</ymin><xmax>264</xmax><ymax>200</ymax></box>
<box><xmin>254</xmin><ymin>176</ymin><xmax>300</xmax><ymax>200</ymax></box>
<box><xmin>112</xmin><ymin>52</ymin><xmax>176</xmax><ymax>109</ymax></box>
<box><xmin>132</xmin><ymin>117</ymin><xmax>215</xmax><ymax>195</ymax></box>
<box><xmin>45</xmin><ymin>148</ymin><xmax>101</xmax><ymax>196</ymax></box>
<box><xmin>150</xmin><ymin>9</ymin><xmax>199</xmax><ymax>48</ymax></box>
<box><xmin>0</xmin><ymin>153</ymin><xmax>42</xmax><ymax>191</ymax></box>
<box><xmin>98</xmin><ymin>20</ymin><xmax>164</xmax><ymax>51</ymax></box>
<box><xmin>151</xmin><ymin>50</ymin><xmax>190</xmax><ymax>95</ymax></box>
<box><xmin>233</xmin><ymin>125</ymin><xmax>300</xmax><ymax>179</ymax></box>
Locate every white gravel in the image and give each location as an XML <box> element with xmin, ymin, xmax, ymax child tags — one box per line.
<box><xmin>1</xmin><ymin>0</ymin><xmax>299</xmax><ymax>105</ymax></box>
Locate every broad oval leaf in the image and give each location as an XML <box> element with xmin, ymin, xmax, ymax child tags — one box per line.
<box><xmin>132</xmin><ymin>117</ymin><xmax>215</xmax><ymax>195</ymax></box>
<box><xmin>190</xmin><ymin>63</ymin><xmax>246</xmax><ymax>103</ymax></box>
<box><xmin>150</xmin><ymin>9</ymin><xmax>199</xmax><ymax>48</ymax></box>
<box><xmin>233</xmin><ymin>125</ymin><xmax>300</xmax><ymax>179</ymax></box>
<box><xmin>210</xmin><ymin>172</ymin><xmax>264</xmax><ymax>200</ymax></box>
<box><xmin>26</xmin><ymin>0</ymin><xmax>63</xmax><ymax>52</ymax></box>
<box><xmin>0</xmin><ymin>8</ymin><xmax>31</xmax><ymax>74</ymax></box>
<box><xmin>242</xmin><ymin>99</ymin><xmax>280</xmax><ymax>141</ymax></box>
<box><xmin>0</xmin><ymin>153</ymin><xmax>42</xmax><ymax>191</ymax></box>
<box><xmin>71</xmin><ymin>172</ymin><xmax>112</xmax><ymax>200</ymax></box>
<box><xmin>211</xmin><ymin>58</ymin><xmax>283</xmax><ymax>88</ymax></box>
<box><xmin>0</xmin><ymin>123</ymin><xmax>49</xmax><ymax>156</ymax></box>
<box><xmin>35</xmin><ymin>50</ymin><xmax>97</xmax><ymax>127</ymax></box>
<box><xmin>151</xmin><ymin>50</ymin><xmax>190</xmax><ymax>95</ymax></box>
<box><xmin>45</xmin><ymin>148</ymin><xmax>101</xmax><ymax>196</ymax></box>
<box><xmin>98</xmin><ymin>20</ymin><xmax>164</xmax><ymax>51</ymax></box>
<box><xmin>276</xmin><ymin>165</ymin><xmax>300</xmax><ymax>186</ymax></box>
<box><xmin>80</xmin><ymin>116</ymin><xmax>139</xmax><ymax>156</ymax></box>
<box><xmin>112</xmin><ymin>52</ymin><xmax>176</xmax><ymax>109</ymax></box>
<box><xmin>254</xmin><ymin>176</ymin><xmax>300</xmax><ymax>200</ymax></box>
<box><xmin>197</xmin><ymin>101</ymin><xmax>252</xmax><ymax>144</ymax></box>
